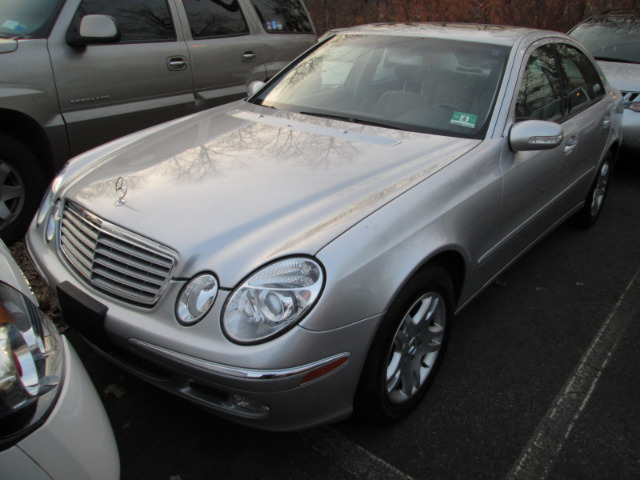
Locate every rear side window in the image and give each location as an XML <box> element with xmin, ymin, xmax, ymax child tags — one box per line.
<box><xmin>182</xmin><ymin>0</ymin><xmax>249</xmax><ymax>38</ymax></box>
<box><xmin>557</xmin><ymin>43</ymin><xmax>604</xmax><ymax>114</ymax></box>
<box><xmin>70</xmin><ymin>0</ymin><xmax>175</xmax><ymax>43</ymax></box>
<box><xmin>250</xmin><ymin>0</ymin><xmax>313</xmax><ymax>34</ymax></box>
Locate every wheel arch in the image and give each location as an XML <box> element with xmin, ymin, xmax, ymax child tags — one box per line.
<box><xmin>404</xmin><ymin>249</ymin><xmax>467</xmax><ymax>309</ymax></box>
<box><xmin>0</xmin><ymin>108</ymin><xmax>58</xmax><ymax>179</ymax></box>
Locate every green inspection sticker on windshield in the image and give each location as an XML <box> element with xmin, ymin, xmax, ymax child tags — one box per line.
<box><xmin>450</xmin><ymin>111</ymin><xmax>478</xmax><ymax>129</ymax></box>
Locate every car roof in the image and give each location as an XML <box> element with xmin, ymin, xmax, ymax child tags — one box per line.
<box><xmin>583</xmin><ymin>8</ymin><xmax>640</xmax><ymax>21</ymax></box>
<box><xmin>323</xmin><ymin>23</ymin><xmax>565</xmax><ymax>47</ymax></box>
<box><xmin>569</xmin><ymin>9</ymin><xmax>640</xmax><ymax>33</ymax></box>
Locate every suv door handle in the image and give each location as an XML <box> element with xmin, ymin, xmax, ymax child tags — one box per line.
<box><xmin>167</xmin><ymin>56</ymin><xmax>188</xmax><ymax>71</ymax></box>
<box><xmin>242</xmin><ymin>51</ymin><xmax>257</xmax><ymax>63</ymax></box>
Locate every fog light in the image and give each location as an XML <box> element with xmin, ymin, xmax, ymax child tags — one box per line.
<box><xmin>45</xmin><ymin>200</ymin><xmax>61</xmax><ymax>243</ymax></box>
<box><xmin>232</xmin><ymin>394</ymin><xmax>269</xmax><ymax>413</ymax></box>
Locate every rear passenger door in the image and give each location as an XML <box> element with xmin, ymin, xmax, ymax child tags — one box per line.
<box><xmin>49</xmin><ymin>0</ymin><xmax>194</xmax><ymax>156</ymax></box>
<box><xmin>176</xmin><ymin>0</ymin><xmax>267</xmax><ymax>111</ymax></box>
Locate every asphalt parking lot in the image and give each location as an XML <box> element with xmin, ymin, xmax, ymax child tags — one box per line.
<box><xmin>18</xmin><ymin>152</ymin><xmax>640</xmax><ymax>480</ymax></box>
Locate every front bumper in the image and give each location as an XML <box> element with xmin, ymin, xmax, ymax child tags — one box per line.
<box><xmin>26</xmin><ymin>226</ymin><xmax>380</xmax><ymax>432</ymax></box>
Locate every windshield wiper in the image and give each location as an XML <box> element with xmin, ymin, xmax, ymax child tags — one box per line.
<box><xmin>300</xmin><ymin>111</ymin><xmax>352</xmax><ymax>122</ymax></box>
<box><xmin>300</xmin><ymin>111</ymin><xmax>405</xmax><ymax>131</ymax></box>
<box><xmin>351</xmin><ymin>118</ymin><xmax>404</xmax><ymax>131</ymax></box>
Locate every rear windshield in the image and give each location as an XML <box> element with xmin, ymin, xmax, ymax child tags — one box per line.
<box><xmin>0</xmin><ymin>0</ymin><xmax>65</xmax><ymax>38</ymax></box>
<box><xmin>570</xmin><ymin>16</ymin><xmax>640</xmax><ymax>64</ymax></box>
<box><xmin>250</xmin><ymin>0</ymin><xmax>313</xmax><ymax>34</ymax></box>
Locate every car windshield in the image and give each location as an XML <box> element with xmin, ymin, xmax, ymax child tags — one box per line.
<box><xmin>0</xmin><ymin>0</ymin><xmax>65</xmax><ymax>38</ymax></box>
<box><xmin>570</xmin><ymin>16</ymin><xmax>640</xmax><ymax>64</ymax></box>
<box><xmin>250</xmin><ymin>34</ymin><xmax>510</xmax><ymax>139</ymax></box>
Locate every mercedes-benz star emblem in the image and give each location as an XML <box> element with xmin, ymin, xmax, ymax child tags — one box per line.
<box><xmin>114</xmin><ymin>176</ymin><xmax>128</xmax><ymax>206</ymax></box>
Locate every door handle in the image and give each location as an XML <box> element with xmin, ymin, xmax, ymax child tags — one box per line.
<box><xmin>564</xmin><ymin>136</ymin><xmax>577</xmax><ymax>154</ymax></box>
<box><xmin>603</xmin><ymin>118</ymin><xmax>611</xmax><ymax>129</ymax></box>
<box><xmin>167</xmin><ymin>56</ymin><xmax>188</xmax><ymax>71</ymax></box>
<box><xmin>242</xmin><ymin>51</ymin><xmax>257</xmax><ymax>63</ymax></box>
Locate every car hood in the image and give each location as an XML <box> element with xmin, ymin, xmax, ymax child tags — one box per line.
<box><xmin>63</xmin><ymin>102</ymin><xmax>478</xmax><ymax>286</ymax></box>
<box><xmin>598</xmin><ymin>60</ymin><xmax>640</xmax><ymax>92</ymax></box>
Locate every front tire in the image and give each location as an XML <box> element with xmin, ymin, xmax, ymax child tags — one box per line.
<box><xmin>355</xmin><ymin>266</ymin><xmax>454</xmax><ymax>424</ymax></box>
<box><xmin>0</xmin><ymin>133</ymin><xmax>47</xmax><ymax>244</ymax></box>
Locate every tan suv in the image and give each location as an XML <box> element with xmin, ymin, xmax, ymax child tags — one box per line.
<box><xmin>0</xmin><ymin>0</ymin><xmax>316</xmax><ymax>243</ymax></box>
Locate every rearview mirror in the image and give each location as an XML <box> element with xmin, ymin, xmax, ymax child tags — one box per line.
<box><xmin>247</xmin><ymin>81</ymin><xmax>266</xmax><ymax>97</ymax></box>
<box><xmin>67</xmin><ymin>15</ymin><xmax>120</xmax><ymax>47</ymax></box>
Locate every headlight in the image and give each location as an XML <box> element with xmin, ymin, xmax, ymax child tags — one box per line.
<box><xmin>36</xmin><ymin>165</ymin><xmax>67</xmax><ymax>227</ymax></box>
<box><xmin>0</xmin><ymin>282</ymin><xmax>64</xmax><ymax>448</ymax></box>
<box><xmin>222</xmin><ymin>258</ymin><xmax>324</xmax><ymax>344</ymax></box>
<box><xmin>175</xmin><ymin>273</ymin><xmax>219</xmax><ymax>325</ymax></box>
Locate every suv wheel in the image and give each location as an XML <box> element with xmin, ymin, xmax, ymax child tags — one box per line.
<box><xmin>0</xmin><ymin>134</ymin><xmax>47</xmax><ymax>244</ymax></box>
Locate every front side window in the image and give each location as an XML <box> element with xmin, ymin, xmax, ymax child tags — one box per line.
<box><xmin>251</xmin><ymin>34</ymin><xmax>510</xmax><ymax>139</ymax></box>
<box><xmin>70</xmin><ymin>0</ymin><xmax>175</xmax><ymax>43</ymax></box>
<box><xmin>516</xmin><ymin>45</ymin><xmax>564</xmax><ymax>122</ymax></box>
<box><xmin>250</xmin><ymin>0</ymin><xmax>313</xmax><ymax>34</ymax></box>
<box><xmin>182</xmin><ymin>0</ymin><xmax>249</xmax><ymax>38</ymax></box>
<box><xmin>557</xmin><ymin>43</ymin><xmax>604</xmax><ymax>114</ymax></box>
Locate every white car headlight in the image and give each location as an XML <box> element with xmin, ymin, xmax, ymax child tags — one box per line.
<box><xmin>222</xmin><ymin>258</ymin><xmax>324</xmax><ymax>344</ymax></box>
<box><xmin>175</xmin><ymin>273</ymin><xmax>219</xmax><ymax>325</ymax></box>
<box><xmin>0</xmin><ymin>282</ymin><xmax>64</xmax><ymax>447</ymax></box>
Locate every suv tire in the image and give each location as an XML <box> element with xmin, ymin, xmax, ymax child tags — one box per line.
<box><xmin>0</xmin><ymin>133</ymin><xmax>47</xmax><ymax>244</ymax></box>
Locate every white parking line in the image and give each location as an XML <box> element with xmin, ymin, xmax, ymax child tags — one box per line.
<box><xmin>507</xmin><ymin>267</ymin><xmax>640</xmax><ymax>480</ymax></box>
<box><xmin>299</xmin><ymin>426</ymin><xmax>416</xmax><ymax>480</ymax></box>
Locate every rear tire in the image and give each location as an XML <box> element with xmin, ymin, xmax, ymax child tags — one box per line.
<box><xmin>354</xmin><ymin>266</ymin><xmax>454</xmax><ymax>424</ymax></box>
<box><xmin>0</xmin><ymin>133</ymin><xmax>47</xmax><ymax>244</ymax></box>
<box><xmin>571</xmin><ymin>152</ymin><xmax>612</xmax><ymax>229</ymax></box>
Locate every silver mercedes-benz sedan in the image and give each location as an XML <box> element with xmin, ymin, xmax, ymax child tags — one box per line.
<box><xmin>26</xmin><ymin>23</ymin><xmax>622</xmax><ymax>431</ymax></box>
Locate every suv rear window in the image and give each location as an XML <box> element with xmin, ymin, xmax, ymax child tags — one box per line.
<box><xmin>250</xmin><ymin>0</ymin><xmax>313</xmax><ymax>34</ymax></box>
<box><xmin>182</xmin><ymin>0</ymin><xmax>249</xmax><ymax>38</ymax></box>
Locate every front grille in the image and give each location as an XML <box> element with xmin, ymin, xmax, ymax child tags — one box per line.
<box><xmin>59</xmin><ymin>201</ymin><xmax>177</xmax><ymax>306</ymax></box>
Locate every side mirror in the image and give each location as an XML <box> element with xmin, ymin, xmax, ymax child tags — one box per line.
<box><xmin>67</xmin><ymin>15</ymin><xmax>120</xmax><ymax>47</ymax></box>
<box><xmin>509</xmin><ymin>120</ymin><xmax>564</xmax><ymax>152</ymax></box>
<box><xmin>247</xmin><ymin>81</ymin><xmax>266</xmax><ymax>97</ymax></box>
